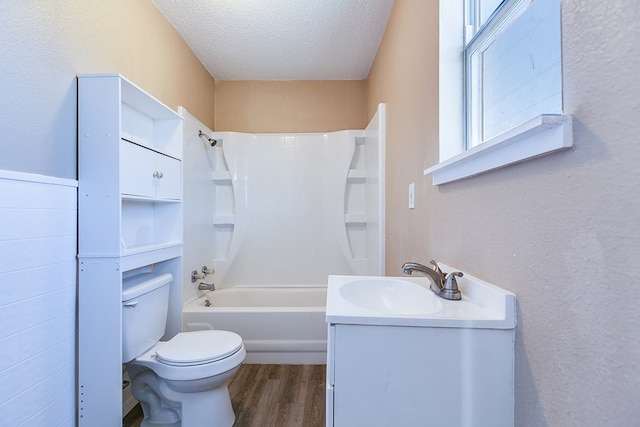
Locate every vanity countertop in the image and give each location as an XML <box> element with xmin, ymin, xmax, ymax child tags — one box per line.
<box><xmin>326</xmin><ymin>265</ymin><xmax>516</xmax><ymax>329</ymax></box>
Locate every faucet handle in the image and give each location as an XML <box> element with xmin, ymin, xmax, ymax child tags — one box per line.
<box><xmin>442</xmin><ymin>271</ymin><xmax>463</xmax><ymax>300</ymax></box>
<box><xmin>191</xmin><ymin>270</ymin><xmax>205</xmax><ymax>283</ymax></box>
<box><xmin>429</xmin><ymin>260</ymin><xmax>444</xmax><ymax>276</ymax></box>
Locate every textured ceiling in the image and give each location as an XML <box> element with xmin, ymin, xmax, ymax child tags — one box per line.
<box><xmin>150</xmin><ymin>0</ymin><xmax>395</xmax><ymax>81</ymax></box>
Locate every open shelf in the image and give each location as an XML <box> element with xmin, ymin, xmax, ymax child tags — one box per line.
<box><xmin>213</xmin><ymin>215</ymin><xmax>235</xmax><ymax>225</ymax></box>
<box><xmin>347</xmin><ymin>169</ymin><xmax>367</xmax><ymax>181</ymax></box>
<box><xmin>212</xmin><ymin>171</ymin><xmax>232</xmax><ymax>182</ymax></box>
<box><xmin>344</xmin><ymin>214</ymin><xmax>367</xmax><ymax>224</ymax></box>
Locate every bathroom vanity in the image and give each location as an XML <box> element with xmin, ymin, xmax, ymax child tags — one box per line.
<box><xmin>325</xmin><ymin>273</ymin><xmax>516</xmax><ymax>427</ymax></box>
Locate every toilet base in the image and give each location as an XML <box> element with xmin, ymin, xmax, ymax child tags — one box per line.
<box><xmin>128</xmin><ymin>364</ymin><xmax>239</xmax><ymax>427</ymax></box>
<box><xmin>161</xmin><ymin>381</ymin><xmax>235</xmax><ymax>427</ymax></box>
<box><xmin>141</xmin><ymin>419</ymin><xmax>180</xmax><ymax>427</ymax></box>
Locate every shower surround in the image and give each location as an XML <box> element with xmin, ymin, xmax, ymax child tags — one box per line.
<box><xmin>181</xmin><ymin>105</ymin><xmax>385</xmax><ymax>362</ymax></box>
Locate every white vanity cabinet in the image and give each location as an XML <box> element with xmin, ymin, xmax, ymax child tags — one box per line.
<box><xmin>326</xmin><ymin>324</ymin><xmax>514</xmax><ymax>427</ymax></box>
<box><xmin>325</xmin><ymin>274</ymin><xmax>516</xmax><ymax>427</ymax></box>
<box><xmin>77</xmin><ymin>74</ymin><xmax>183</xmax><ymax>426</ymax></box>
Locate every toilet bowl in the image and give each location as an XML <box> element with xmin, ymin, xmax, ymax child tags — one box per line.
<box><xmin>122</xmin><ymin>273</ymin><xmax>245</xmax><ymax>427</ymax></box>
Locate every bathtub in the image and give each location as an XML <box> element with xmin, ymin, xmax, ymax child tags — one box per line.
<box><xmin>183</xmin><ymin>286</ymin><xmax>328</xmax><ymax>364</ymax></box>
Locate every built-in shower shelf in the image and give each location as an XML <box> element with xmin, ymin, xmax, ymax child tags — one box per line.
<box><xmin>213</xmin><ymin>215</ymin><xmax>235</xmax><ymax>225</ymax></box>
<box><xmin>347</xmin><ymin>169</ymin><xmax>367</xmax><ymax>181</ymax></box>
<box><xmin>212</xmin><ymin>171</ymin><xmax>232</xmax><ymax>182</ymax></box>
<box><xmin>344</xmin><ymin>214</ymin><xmax>367</xmax><ymax>224</ymax></box>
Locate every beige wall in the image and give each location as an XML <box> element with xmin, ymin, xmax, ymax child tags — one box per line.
<box><xmin>0</xmin><ymin>0</ymin><xmax>216</xmax><ymax>178</ymax></box>
<box><xmin>367</xmin><ymin>0</ymin><xmax>640</xmax><ymax>425</ymax></box>
<box><xmin>215</xmin><ymin>80</ymin><xmax>366</xmax><ymax>132</ymax></box>
<box><xmin>4</xmin><ymin>0</ymin><xmax>639</xmax><ymax>423</ymax></box>
<box><xmin>366</xmin><ymin>0</ymin><xmax>439</xmax><ymax>271</ymax></box>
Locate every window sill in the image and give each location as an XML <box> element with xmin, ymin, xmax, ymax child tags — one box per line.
<box><xmin>424</xmin><ymin>114</ymin><xmax>573</xmax><ymax>185</ymax></box>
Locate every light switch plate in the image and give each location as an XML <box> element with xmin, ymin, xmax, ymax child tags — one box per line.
<box><xmin>409</xmin><ymin>183</ymin><xmax>415</xmax><ymax>209</ymax></box>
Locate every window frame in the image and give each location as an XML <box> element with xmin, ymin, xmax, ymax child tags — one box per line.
<box><xmin>425</xmin><ymin>0</ymin><xmax>572</xmax><ymax>185</ymax></box>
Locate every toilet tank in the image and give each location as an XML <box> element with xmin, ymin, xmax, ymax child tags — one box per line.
<box><xmin>121</xmin><ymin>273</ymin><xmax>172</xmax><ymax>363</ymax></box>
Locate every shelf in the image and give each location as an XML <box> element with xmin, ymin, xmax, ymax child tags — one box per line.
<box><xmin>119</xmin><ymin>75</ymin><xmax>183</xmax><ymax>159</ymax></box>
<box><xmin>121</xmin><ymin>200</ymin><xmax>182</xmax><ymax>251</ymax></box>
<box><xmin>213</xmin><ymin>215</ymin><xmax>235</xmax><ymax>225</ymax></box>
<box><xmin>121</xmin><ymin>194</ymin><xmax>182</xmax><ymax>203</ymax></box>
<box><xmin>344</xmin><ymin>214</ymin><xmax>367</xmax><ymax>224</ymax></box>
<box><xmin>120</xmin><ymin>243</ymin><xmax>183</xmax><ymax>271</ymax></box>
<box><xmin>120</xmin><ymin>136</ymin><xmax>181</xmax><ymax>161</ymax></box>
<box><xmin>212</xmin><ymin>171</ymin><xmax>232</xmax><ymax>182</ymax></box>
<box><xmin>347</xmin><ymin>169</ymin><xmax>366</xmax><ymax>181</ymax></box>
<box><xmin>120</xmin><ymin>241</ymin><xmax>182</xmax><ymax>256</ymax></box>
<box><xmin>119</xmin><ymin>75</ymin><xmax>182</xmax><ymax>120</ymax></box>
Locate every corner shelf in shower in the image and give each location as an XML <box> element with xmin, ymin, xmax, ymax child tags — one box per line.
<box><xmin>344</xmin><ymin>213</ymin><xmax>367</xmax><ymax>224</ymax></box>
<box><xmin>211</xmin><ymin>161</ymin><xmax>235</xmax><ymax>265</ymax></box>
<box><xmin>347</xmin><ymin>169</ymin><xmax>367</xmax><ymax>181</ymax></box>
<box><xmin>343</xmin><ymin>131</ymin><xmax>369</xmax><ymax>264</ymax></box>
<box><xmin>213</xmin><ymin>215</ymin><xmax>235</xmax><ymax>225</ymax></box>
<box><xmin>212</xmin><ymin>170</ymin><xmax>232</xmax><ymax>182</ymax></box>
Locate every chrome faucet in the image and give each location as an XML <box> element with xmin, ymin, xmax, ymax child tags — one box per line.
<box><xmin>402</xmin><ymin>260</ymin><xmax>463</xmax><ymax>300</ymax></box>
<box><xmin>198</xmin><ymin>282</ymin><xmax>215</xmax><ymax>291</ymax></box>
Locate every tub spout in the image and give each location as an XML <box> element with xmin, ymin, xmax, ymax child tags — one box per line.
<box><xmin>198</xmin><ymin>282</ymin><xmax>215</xmax><ymax>291</ymax></box>
<box><xmin>402</xmin><ymin>260</ymin><xmax>462</xmax><ymax>301</ymax></box>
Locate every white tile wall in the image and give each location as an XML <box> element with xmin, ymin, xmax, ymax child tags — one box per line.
<box><xmin>0</xmin><ymin>171</ymin><xmax>77</xmax><ymax>426</ymax></box>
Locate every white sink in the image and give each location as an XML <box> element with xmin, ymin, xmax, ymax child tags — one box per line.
<box><xmin>325</xmin><ymin>267</ymin><xmax>517</xmax><ymax>426</ymax></box>
<box><xmin>339</xmin><ymin>278</ymin><xmax>443</xmax><ymax>315</ymax></box>
<box><xmin>326</xmin><ymin>266</ymin><xmax>517</xmax><ymax>328</ymax></box>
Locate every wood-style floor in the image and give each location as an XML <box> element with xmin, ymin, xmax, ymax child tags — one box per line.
<box><xmin>123</xmin><ymin>364</ymin><xmax>326</xmax><ymax>427</ymax></box>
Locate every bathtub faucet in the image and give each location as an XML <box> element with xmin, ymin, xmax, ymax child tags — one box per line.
<box><xmin>402</xmin><ymin>260</ymin><xmax>462</xmax><ymax>301</ymax></box>
<box><xmin>198</xmin><ymin>282</ymin><xmax>215</xmax><ymax>291</ymax></box>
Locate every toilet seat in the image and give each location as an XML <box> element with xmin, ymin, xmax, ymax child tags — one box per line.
<box><xmin>130</xmin><ymin>330</ymin><xmax>246</xmax><ymax>382</ymax></box>
<box><xmin>156</xmin><ymin>330</ymin><xmax>243</xmax><ymax>366</ymax></box>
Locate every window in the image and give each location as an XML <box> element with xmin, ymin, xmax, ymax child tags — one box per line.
<box><xmin>425</xmin><ymin>0</ymin><xmax>572</xmax><ymax>185</ymax></box>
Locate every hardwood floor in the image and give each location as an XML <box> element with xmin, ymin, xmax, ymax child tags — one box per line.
<box><xmin>123</xmin><ymin>364</ymin><xmax>326</xmax><ymax>427</ymax></box>
<box><xmin>230</xmin><ymin>364</ymin><xmax>326</xmax><ymax>427</ymax></box>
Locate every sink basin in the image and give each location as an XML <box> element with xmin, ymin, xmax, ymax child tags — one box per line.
<box><xmin>326</xmin><ymin>271</ymin><xmax>517</xmax><ymax>328</ymax></box>
<box><xmin>339</xmin><ymin>278</ymin><xmax>442</xmax><ymax>315</ymax></box>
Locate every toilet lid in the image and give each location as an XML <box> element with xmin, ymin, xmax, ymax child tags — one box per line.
<box><xmin>156</xmin><ymin>330</ymin><xmax>243</xmax><ymax>366</ymax></box>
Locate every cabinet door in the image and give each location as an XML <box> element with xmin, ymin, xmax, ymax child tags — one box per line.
<box><xmin>120</xmin><ymin>139</ymin><xmax>155</xmax><ymax>197</ymax></box>
<box><xmin>155</xmin><ymin>154</ymin><xmax>181</xmax><ymax>200</ymax></box>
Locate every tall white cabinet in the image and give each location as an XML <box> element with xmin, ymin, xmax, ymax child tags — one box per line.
<box><xmin>77</xmin><ymin>74</ymin><xmax>183</xmax><ymax>425</ymax></box>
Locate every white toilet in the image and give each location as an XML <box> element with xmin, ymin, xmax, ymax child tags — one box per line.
<box><xmin>122</xmin><ymin>272</ymin><xmax>246</xmax><ymax>427</ymax></box>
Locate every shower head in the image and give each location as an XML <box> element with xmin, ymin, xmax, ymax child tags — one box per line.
<box><xmin>198</xmin><ymin>130</ymin><xmax>217</xmax><ymax>147</ymax></box>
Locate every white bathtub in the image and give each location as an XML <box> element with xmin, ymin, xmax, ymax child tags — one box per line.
<box><xmin>183</xmin><ymin>286</ymin><xmax>328</xmax><ymax>364</ymax></box>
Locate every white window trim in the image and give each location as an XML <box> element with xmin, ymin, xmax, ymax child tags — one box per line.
<box><xmin>424</xmin><ymin>114</ymin><xmax>573</xmax><ymax>185</ymax></box>
<box><xmin>426</xmin><ymin>0</ymin><xmax>573</xmax><ymax>186</ymax></box>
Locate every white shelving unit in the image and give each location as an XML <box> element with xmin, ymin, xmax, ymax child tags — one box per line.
<box><xmin>77</xmin><ymin>74</ymin><xmax>184</xmax><ymax>426</ymax></box>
